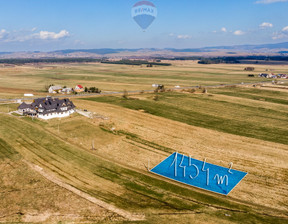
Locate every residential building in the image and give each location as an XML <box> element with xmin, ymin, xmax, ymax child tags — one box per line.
<box><xmin>18</xmin><ymin>97</ymin><xmax>76</xmax><ymax>120</ymax></box>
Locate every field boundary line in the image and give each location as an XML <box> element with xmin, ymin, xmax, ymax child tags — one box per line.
<box><xmin>23</xmin><ymin>160</ymin><xmax>145</xmax><ymax>221</ymax></box>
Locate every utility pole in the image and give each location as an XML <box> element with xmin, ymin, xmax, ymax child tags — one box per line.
<box><xmin>91</xmin><ymin>140</ymin><xmax>95</xmax><ymax>150</ymax></box>
<box><xmin>58</xmin><ymin>118</ymin><xmax>61</xmax><ymax>133</ymax></box>
<box><xmin>144</xmin><ymin>158</ymin><xmax>150</xmax><ymax>171</ymax></box>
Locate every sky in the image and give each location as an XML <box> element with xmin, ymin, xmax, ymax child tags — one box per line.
<box><xmin>0</xmin><ymin>0</ymin><xmax>287</xmax><ymax>51</ymax></box>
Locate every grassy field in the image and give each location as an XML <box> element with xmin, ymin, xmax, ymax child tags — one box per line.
<box><xmin>0</xmin><ymin>61</ymin><xmax>287</xmax><ymax>223</ymax></box>
<box><xmin>0</xmin><ymin>113</ymin><xmax>287</xmax><ymax>223</ymax></box>
<box><xmin>82</xmin><ymin>88</ymin><xmax>288</xmax><ymax>145</ymax></box>
<box><xmin>1</xmin><ymin>61</ymin><xmax>287</xmax><ymax>99</ymax></box>
<box><xmin>0</xmin><ymin>103</ymin><xmax>18</xmax><ymax>112</ymax></box>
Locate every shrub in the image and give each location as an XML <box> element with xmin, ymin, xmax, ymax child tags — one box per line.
<box><xmin>153</xmin><ymin>95</ymin><xmax>159</xmax><ymax>101</ymax></box>
<box><xmin>123</xmin><ymin>89</ymin><xmax>128</xmax><ymax>99</ymax></box>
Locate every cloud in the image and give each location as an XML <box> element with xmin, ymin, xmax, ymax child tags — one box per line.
<box><xmin>0</xmin><ymin>29</ymin><xmax>8</xmax><ymax>39</ymax></box>
<box><xmin>272</xmin><ymin>33</ymin><xmax>287</xmax><ymax>40</ymax></box>
<box><xmin>272</xmin><ymin>25</ymin><xmax>288</xmax><ymax>39</ymax></box>
<box><xmin>221</xmin><ymin>27</ymin><xmax>227</xmax><ymax>32</ymax></box>
<box><xmin>255</xmin><ymin>0</ymin><xmax>288</xmax><ymax>4</ymax></box>
<box><xmin>35</xmin><ymin>30</ymin><xmax>69</xmax><ymax>40</ymax></box>
<box><xmin>233</xmin><ymin>30</ymin><xmax>245</xmax><ymax>35</ymax></box>
<box><xmin>272</xmin><ymin>27</ymin><xmax>288</xmax><ymax>39</ymax></box>
<box><xmin>282</xmin><ymin>26</ymin><xmax>288</xmax><ymax>32</ymax></box>
<box><xmin>177</xmin><ymin>34</ymin><xmax>192</xmax><ymax>39</ymax></box>
<box><xmin>0</xmin><ymin>28</ymin><xmax>70</xmax><ymax>43</ymax></box>
<box><xmin>168</xmin><ymin>33</ymin><xmax>192</xmax><ymax>39</ymax></box>
<box><xmin>212</xmin><ymin>27</ymin><xmax>228</xmax><ymax>33</ymax></box>
<box><xmin>259</xmin><ymin>22</ymin><xmax>273</xmax><ymax>28</ymax></box>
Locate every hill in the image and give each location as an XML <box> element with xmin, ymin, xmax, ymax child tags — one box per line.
<box><xmin>0</xmin><ymin>42</ymin><xmax>288</xmax><ymax>59</ymax></box>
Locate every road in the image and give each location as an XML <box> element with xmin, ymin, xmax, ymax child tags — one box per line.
<box><xmin>0</xmin><ymin>80</ymin><xmax>281</xmax><ymax>103</ymax></box>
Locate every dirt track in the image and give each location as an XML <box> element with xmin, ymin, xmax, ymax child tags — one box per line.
<box><xmin>24</xmin><ymin>160</ymin><xmax>145</xmax><ymax>221</ymax></box>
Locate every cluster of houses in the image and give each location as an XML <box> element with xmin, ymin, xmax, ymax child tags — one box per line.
<box><xmin>18</xmin><ymin>97</ymin><xmax>76</xmax><ymax>120</ymax></box>
<box><xmin>258</xmin><ymin>73</ymin><xmax>288</xmax><ymax>79</ymax></box>
<box><xmin>49</xmin><ymin>85</ymin><xmax>84</xmax><ymax>94</ymax></box>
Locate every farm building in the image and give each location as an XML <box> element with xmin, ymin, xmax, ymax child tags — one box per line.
<box><xmin>49</xmin><ymin>85</ymin><xmax>63</xmax><ymax>93</ymax></box>
<box><xmin>277</xmin><ymin>74</ymin><xmax>288</xmax><ymax>79</ymax></box>
<box><xmin>259</xmin><ymin>73</ymin><xmax>273</xmax><ymax>78</ymax></box>
<box><xmin>244</xmin><ymin>67</ymin><xmax>255</xmax><ymax>71</ymax></box>
<box><xmin>18</xmin><ymin>97</ymin><xmax>75</xmax><ymax>119</ymax></box>
<box><xmin>258</xmin><ymin>73</ymin><xmax>287</xmax><ymax>79</ymax></box>
<box><xmin>75</xmin><ymin>85</ymin><xmax>84</xmax><ymax>93</ymax></box>
<box><xmin>61</xmin><ymin>87</ymin><xmax>73</xmax><ymax>94</ymax></box>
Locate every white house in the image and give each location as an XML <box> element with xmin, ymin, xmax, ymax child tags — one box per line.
<box><xmin>18</xmin><ymin>97</ymin><xmax>76</xmax><ymax>120</ymax></box>
<box><xmin>61</xmin><ymin>88</ymin><xmax>73</xmax><ymax>94</ymax></box>
<box><xmin>75</xmin><ymin>85</ymin><xmax>84</xmax><ymax>93</ymax></box>
<box><xmin>49</xmin><ymin>86</ymin><xmax>63</xmax><ymax>94</ymax></box>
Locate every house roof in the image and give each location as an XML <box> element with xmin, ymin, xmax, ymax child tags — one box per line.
<box><xmin>18</xmin><ymin>97</ymin><xmax>75</xmax><ymax>115</ymax></box>
<box><xmin>49</xmin><ymin>86</ymin><xmax>62</xmax><ymax>90</ymax></box>
<box><xmin>62</xmin><ymin>88</ymin><xmax>72</xmax><ymax>91</ymax></box>
<box><xmin>18</xmin><ymin>102</ymin><xmax>31</xmax><ymax>110</ymax></box>
<box><xmin>76</xmin><ymin>85</ymin><xmax>83</xmax><ymax>89</ymax></box>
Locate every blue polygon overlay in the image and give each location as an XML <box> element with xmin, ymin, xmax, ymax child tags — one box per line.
<box><xmin>150</xmin><ymin>152</ymin><xmax>247</xmax><ymax>195</ymax></box>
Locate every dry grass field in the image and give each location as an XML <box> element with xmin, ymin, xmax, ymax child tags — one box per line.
<box><xmin>0</xmin><ymin>61</ymin><xmax>287</xmax><ymax>223</ymax></box>
<box><xmin>0</xmin><ymin>61</ymin><xmax>284</xmax><ymax>99</ymax></box>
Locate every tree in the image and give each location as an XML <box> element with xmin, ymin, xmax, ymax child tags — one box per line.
<box><xmin>44</xmin><ymin>84</ymin><xmax>50</xmax><ymax>91</ymax></box>
<box><xmin>88</xmin><ymin>87</ymin><xmax>100</xmax><ymax>93</ymax></box>
<box><xmin>45</xmin><ymin>84</ymin><xmax>54</xmax><ymax>91</ymax></box>
<box><xmin>84</xmin><ymin>87</ymin><xmax>88</xmax><ymax>92</ymax></box>
<box><xmin>189</xmin><ymin>88</ymin><xmax>196</xmax><ymax>93</ymax></box>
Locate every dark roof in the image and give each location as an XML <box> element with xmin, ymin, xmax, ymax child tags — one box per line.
<box><xmin>18</xmin><ymin>97</ymin><xmax>75</xmax><ymax>115</ymax></box>
<box><xmin>18</xmin><ymin>102</ymin><xmax>31</xmax><ymax>110</ymax></box>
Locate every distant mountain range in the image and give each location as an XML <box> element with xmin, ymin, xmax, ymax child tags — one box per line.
<box><xmin>202</xmin><ymin>42</ymin><xmax>288</xmax><ymax>50</ymax></box>
<box><xmin>52</xmin><ymin>42</ymin><xmax>288</xmax><ymax>54</ymax></box>
<box><xmin>0</xmin><ymin>42</ymin><xmax>288</xmax><ymax>59</ymax></box>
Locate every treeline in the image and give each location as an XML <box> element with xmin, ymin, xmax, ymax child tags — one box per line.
<box><xmin>0</xmin><ymin>58</ymin><xmax>101</xmax><ymax>65</ymax></box>
<box><xmin>101</xmin><ymin>60</ymin><xmax>171</xmax><ymax>66</ymax></box>
<box><xmin>198</xmin><ymin>57</ymin><xmax>240</xmax><ymax>64</ymax></box>
<box><xmin>198</xmin><ymin>56</ymin><xmax>288</xmax><ymax>64</ymax></box>
<box><xmin>159</xmin><ymin>56</ymin><xmax>288</xmax><ymax>62</ymax></box>
<box><xmin>152</xmin><ymin>56</ymin><xmax>288</xmax><ymax>64</ymax></box>
<box><xmin>84</xmin><ymin>86</ymin><xmax>101</xmax><ymax>93</ymax></box>
<box><xmin>0</xmin><ymin>58</ymin><xmax>172</xmax><ymax>66</ymax></box>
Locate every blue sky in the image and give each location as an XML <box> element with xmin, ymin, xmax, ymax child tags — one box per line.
<box><xmin>0</xmin><ymin>0</ymin><xmax>287</xmax><ymax>51</ymax></box>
